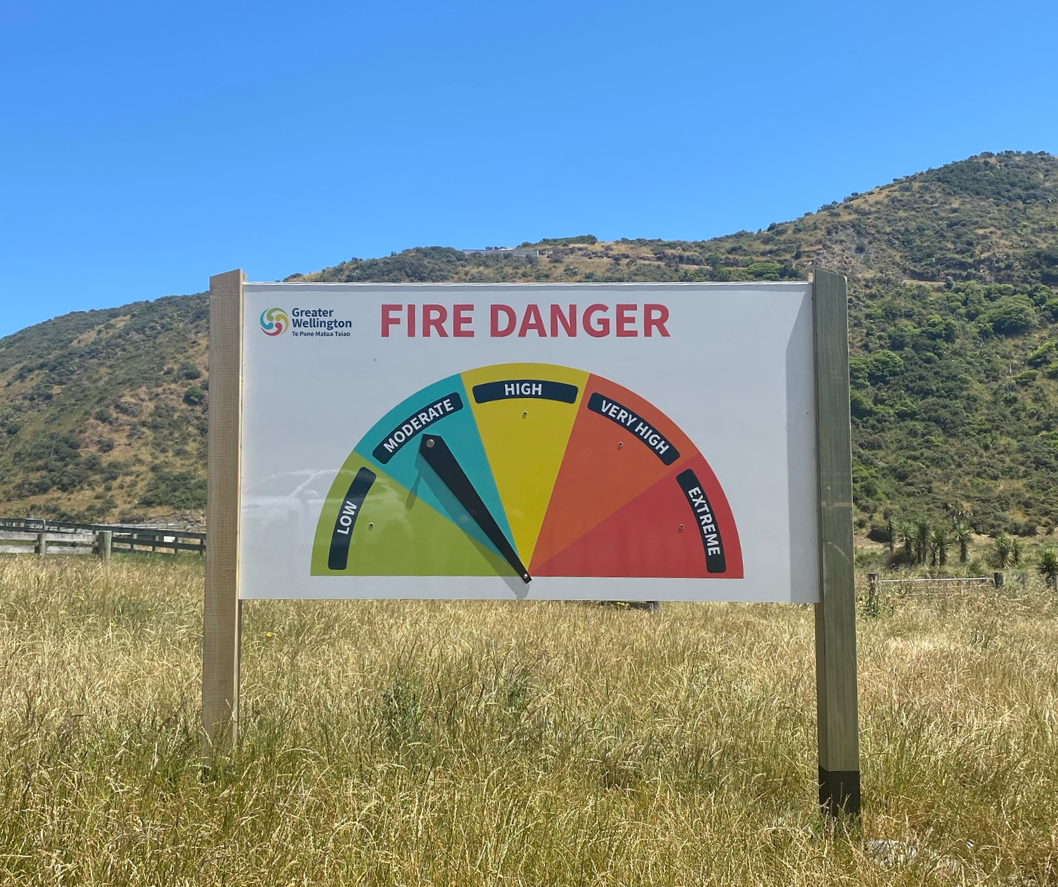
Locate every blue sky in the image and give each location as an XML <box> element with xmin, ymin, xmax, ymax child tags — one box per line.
<box><xmin>2</xmin><ymin>0</ymin><xmax>1056</xmax><ymax>339</ymax></box>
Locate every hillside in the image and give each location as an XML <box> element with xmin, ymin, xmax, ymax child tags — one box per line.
<box><xmin>2</xmin><ymin>150</ymin><xmax>1057</xmax><ymax>536</ymax></box>
<box><xmin>0</xmin><ymin>295</ymin><xmax>209</xmax><ymax>522</ymax></box>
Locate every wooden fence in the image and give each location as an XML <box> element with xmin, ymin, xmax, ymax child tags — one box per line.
<box><xmin>861</xmin><ymin>572</ymin><xmax>1022</xmax><ymax>612</ymax></box>
<box><xmin>0</xmin><ymin>529</ymin><xmax>109</xmax><ymax>558</ymax></box>
<box><xmin>0</xmin><ymin>518</ymin><xmax>206</xmax><ymax>557</ymax></box>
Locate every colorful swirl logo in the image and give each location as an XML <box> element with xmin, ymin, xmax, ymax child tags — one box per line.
<box><xmin>260</xmin><ymin>308</ymin><xmax>288</xmax><ymax>336</ymax></box>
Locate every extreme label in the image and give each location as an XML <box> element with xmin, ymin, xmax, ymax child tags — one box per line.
<box><xmin>371</xmin><ymin>393</ymin><xmax>464</xmax><ymax>464</ymax></box>
<box><xmin>472</xmin><ymin>379</ymin><xmax>579</xmax><ymax>404</ymax></box>
<box><xmin>676</xmin><ymin>468</ymin><xmax>726</xmax><ymax>573</ymax></box>
<box><xmin>587</xmin><ymin>392</ymin><xmax>680</xmax><ymax>465</ymax></box>
<box><xmin>327</xmin><ymin>467</ymin><xmax>376</xmax><ymax>570</ymax></box>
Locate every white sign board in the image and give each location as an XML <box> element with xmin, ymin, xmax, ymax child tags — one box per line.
<box><xmin>238</xmin><ymin>283</ymin><xmax>819</xmax><ymax>602</ymax></box>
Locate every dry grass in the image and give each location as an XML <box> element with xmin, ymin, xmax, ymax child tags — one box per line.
<box><xmin>0</xmin><ymin>557</ymin><xmax>1056</xmax><ymax>885</ymax></box>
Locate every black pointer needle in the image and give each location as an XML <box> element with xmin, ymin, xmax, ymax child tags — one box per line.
<box><xmin>419</xmin><ymin>434</ymin><xmax>531</xmax><ymax>584</ymax></box>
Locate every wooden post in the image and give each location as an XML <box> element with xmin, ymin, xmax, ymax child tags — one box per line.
<box><xmin>866</xmin><ymin>573</ymin><xmax>879</xmax><ymax>613</ymax></box>
<box><xmin>811</xmin><ymin>270</ymin><xmax>861</xmax><ymax>817</ymax></box>
<box><xmin>96</xmin><ymin>530</ymin><xmax>112</xmax><ymax>562</ymax></box>
<box><xmin>37</xmin><ymin>532</ymin><xmax>47</xmax><ymax>557</ymax></box>
<box><xmin>202</xmin><ymin>270</ymin><xmax>244</xmax><ymax>760</ymax></box>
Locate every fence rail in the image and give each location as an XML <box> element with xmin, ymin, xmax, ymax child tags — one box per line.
<box><xmin>867</xmin><ymin>571</ymin><xmax>1006</xmax><ymax>592</ymax></box>
<box><xmin>0</xmin><ymin>517</ymin><xmax>205</xmax><ymax>540</ymax></box>
<box><xmin>874</xmin><ymin>576</ymin><xmax>994</xmax><ymax>583</ymax></box>
<box><xmin>0</xmin><ymin>518</ymin><xmax>205</xmax><ymax>557</ymax></box>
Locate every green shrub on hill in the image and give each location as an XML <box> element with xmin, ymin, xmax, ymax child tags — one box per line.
<box><xmin>140</xmin><ymin>465</ymin><xmax>206</xmax><ymax>511</ymax></box>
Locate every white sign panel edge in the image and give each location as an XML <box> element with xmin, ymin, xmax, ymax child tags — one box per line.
<box><xmin>236</xmin><ymin>282</ymin><xmax>821</xmax><ymax>603</ymax></box>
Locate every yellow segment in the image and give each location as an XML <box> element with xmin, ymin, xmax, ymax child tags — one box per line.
<box><xmin>462</xmin><ymin>363</ymin><xmax>588</xmax><ymax>567</ymax></box>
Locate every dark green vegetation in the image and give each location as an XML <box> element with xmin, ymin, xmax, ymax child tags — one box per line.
<box><xmin>0</xmin><ymin>296</ymin><xmax>209</xmax><ymax>521</ymax></box>
<box><xmin>2</xmin><ymin>150</ymin><xmax>1058</xmax><ymax>536</ymax></box>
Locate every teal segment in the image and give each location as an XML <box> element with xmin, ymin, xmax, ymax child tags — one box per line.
<box><xmin>354</xmin><ymin>373</ymin><xmax>516</xmax><ymax>558</ymax></box>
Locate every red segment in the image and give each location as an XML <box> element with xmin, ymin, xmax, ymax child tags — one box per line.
<box><xmin>532</xmin><ymin>453</ymin><xmax>743</xmax><ymax>579</ymax></box>
<box><xmin>531</xmin><ymin>374</ymin><xmax>696</xmax><ymax>570</ymax></box>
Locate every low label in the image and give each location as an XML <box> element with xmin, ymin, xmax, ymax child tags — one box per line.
<box><xmin>327</xmin><ymin>467</ymin><xmax>376</xmax><ymax>570</ymax></box>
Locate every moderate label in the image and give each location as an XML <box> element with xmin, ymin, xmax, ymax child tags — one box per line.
<box><xmin>371</xmin><ymin>393</ymin><xmax>464</xmax><ymax>464</ymax></box>
<box><xmin>327</xmin><ymin>467</ymin><xmax>377</xmax><ymax>570</ymax></box>
<box><xmin>587</xmin><ymin>392</ymin><xmax>680</xmax><ymax>465</ymax></box>
<box><xmin>676</xmin><ymin>468</ymin><xmax>726</xmax><ymax>573</ymax></box>
<box><xmin>473</xmin><ymin>379</ymin><xmax>579</xmax><ymax>404</ymax></box>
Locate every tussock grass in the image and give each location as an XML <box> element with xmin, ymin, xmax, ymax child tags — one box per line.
<box><xmin>1</xmin><ymin>557</ymin><xmax>1056</xmax><ymax>885</ymax></box>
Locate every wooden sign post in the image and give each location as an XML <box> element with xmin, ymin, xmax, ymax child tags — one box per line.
<box><xmin>202</xmin><ymin>269</ymin><xmax>244</xmax><ymax>754</ymax></box>
<box><xmin>812</xmin><ymin>270</ymin><xmax>860</xmax><ymax>815</ymax></box>
<box><xmin>202</xmin><ymin>270</ymin><xmax>860</xmax><ymax>815</ymax></box>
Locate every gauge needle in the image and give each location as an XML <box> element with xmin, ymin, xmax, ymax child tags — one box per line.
<box><xmin>419</xmin><ymin>434</ymin><xmax>531</xmax><ymax>583</ymax></box>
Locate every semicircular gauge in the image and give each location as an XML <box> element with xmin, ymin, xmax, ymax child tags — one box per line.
<box><xmin>311</xmin><ymin>363</ymin><xmax>743</xmax><ymax>581</ymax></box>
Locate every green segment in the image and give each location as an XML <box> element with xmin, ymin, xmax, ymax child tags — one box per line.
<box><xmin>311</xmin><ymin>453</ymin><xmax>517</xmax><ymax>577</ymax></box>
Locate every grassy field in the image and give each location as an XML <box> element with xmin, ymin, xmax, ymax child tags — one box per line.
<box><xmin>0</xmin><ymin>557</ymin><xmax>1055</xmax><ymax>885</ymax></box>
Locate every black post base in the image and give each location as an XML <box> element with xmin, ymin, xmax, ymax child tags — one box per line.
<box><xmin>819</xmin><ymin>767</ymin><xmax>860</xmax><ymax>817</ymax></box>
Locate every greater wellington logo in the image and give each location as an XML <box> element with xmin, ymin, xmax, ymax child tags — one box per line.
<box><xmin>288</xmin><ymin>307</ymin><xmax>353</xmax><ymax>338</ymax></box>
<box><xmin>260</xmin><ymin>308</ymin><xmax>288</xmax><ymax>336</ymax></box>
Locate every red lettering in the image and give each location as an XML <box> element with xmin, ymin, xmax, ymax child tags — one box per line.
<box><xmin>386</xmin><ymin>302</ymin><xmax>668</xmax><ymax>338</ymax></box>
<box><xmin>491</xmin><ymin>304</ymin><xmax>516</xmax><ymax>337</ymax></box>
<box><xmin>453</xmin><ymin>304</ymin><xmax>474</xmax><ymax>337</ymax></box>
<box><xmin>616</xmin><ymin>304</ymin><xmax>638</xmax><ymax>337</ymax></box>
<box><xmin>550</xmin><ymin>304</ymin><xmax>576</xmax><ymax>337</ymax></box>
<box><xmin>423</xmin><ymin>304</ymin><xmax>448</xmax><ymax>337</ymax></box>
<box><xmin>583</xmin><ymin>304</ymin><xmax>610</xmax><ymax>337</ymax></box>
<box><xmin>644</xmin><ymin>304</ymin><xmax>670</xmax><ymax>337</ymax></box>
<box><xmin>381</xmin><ymin>304</ymin><xmax>401</xmax><ymax>337</ymax></box>
<box><xmin>518</xmin><ymin>304</ymin><xmax>546</xmax><ymax>337</ymax></box>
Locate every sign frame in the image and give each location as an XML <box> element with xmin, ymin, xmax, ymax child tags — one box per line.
<box><xmin>201</xmin><ymin>269</ymin><xmax>860</xmax><ymax>815</ymax></box>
